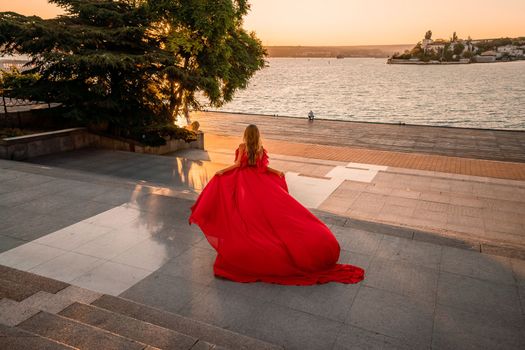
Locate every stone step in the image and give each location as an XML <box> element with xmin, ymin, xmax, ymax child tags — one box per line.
<box><xmin>0</xmin><ymin>265</ymin><xmax>69</xmax><ymax>295</ymax></box>
<box><xmin>17</xmin><ymin>310</ymin><xmax>157</xmax><ymax>350</ymax></box>
<box><xmin>58</xmin><ymin>302</ymin><xmax>203</xmax><ymax>350</ymax></box>
<box><xmin>0</xmin><ymin>323</ymin><xmax>76</xmax><ymax>350</ymax></box>
<box><xmin>91</xmin><ymin>294</ymin><xmax>283</xmax><ymax>350</ymax></box>
<box><xmin>0</xmin><ymin>266</ymin><xmax>280</xmax><ymax>349</ymax></box>
<box><xmin>0</xmin><ymin>277</ymin><xmax>42</xmax><ymax>301</ymax></box>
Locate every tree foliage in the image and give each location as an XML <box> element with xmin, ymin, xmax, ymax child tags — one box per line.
<box><xmin>0</xmin><ymin>0</ymin><xmax>265</xmax><ymax>132</ymax></box>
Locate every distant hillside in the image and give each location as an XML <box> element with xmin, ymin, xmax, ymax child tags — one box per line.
<box><xmin>265</xmin><ymin>45</ymin><xmax>414</xmax><ymax>58</ymax></box>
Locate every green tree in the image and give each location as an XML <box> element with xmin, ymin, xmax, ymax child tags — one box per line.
<box><xmin>0</xmin><ymin>1</ymin><xmax>167</xmax><ymax>132</ymax></box>
<box><xmin>0</xmin><ymin>0</ymin><xmax>265</xmax><ymax>133</ymax></box>
<box><xmin>453</xmin><ymin>43</ymin><xmax>465</xmax><ymax>56</ymax></box>
<box><xmin>147</xmin><ymin>0</ymin><xmax>265</xmax><ymax>123</ymax></box>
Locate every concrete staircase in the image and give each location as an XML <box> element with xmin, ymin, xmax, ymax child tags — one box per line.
<box><xmin>0</xmin><ymin>265</ymin><xmax>282</xmax><ymax>350</ymax></box>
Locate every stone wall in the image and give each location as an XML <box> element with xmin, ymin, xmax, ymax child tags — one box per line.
<box><xmin>0</xmin><ymin>127</ymin><xmax>204</xmax><ymax>160</ymax></box>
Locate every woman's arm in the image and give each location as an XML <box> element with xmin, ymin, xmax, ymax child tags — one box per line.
<box><xmin>267</xmin><ymin>166</ymin><xmax>285</xmax><ymax>177</ymax></box>
<box><xmin>215</xmin><ymin>162</ymin><xmax>240</xmax><ymax>175</ymax></box>
<box><xmin>216</xmin><ymin>144</ymin><xmax>244</xmax><ymax>175</ymax></box>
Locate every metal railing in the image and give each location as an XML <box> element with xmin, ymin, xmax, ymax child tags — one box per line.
<box><xmin>0</xmin><ymin>88</ymin><xmax>53</xmax><ymax>115</ymax></box>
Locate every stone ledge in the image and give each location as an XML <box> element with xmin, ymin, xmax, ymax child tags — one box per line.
<box><xmin>1</xmin><ymin>128</ymin><xmax>88</xmax><ymax>144</ymax></box>
<box><xmin>0</xmin><ymin>128</ymin><xmax>204</xmax><ymax>160</ymax></box>
<box><xmin>311</xmin><ymin>208</ymin><xmax>525</xmax><ymax>260</ymax></box>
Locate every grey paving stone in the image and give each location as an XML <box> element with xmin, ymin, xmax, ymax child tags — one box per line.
<box><xmin>346</xmin><ymin>286</ymin><xmax>434</xmax><ymax>349</ymax></box>
<box><xmin>331</xmin><ymin>226</ymin><xmax>384</xmax><ymax>256</ymax></box>
<box><xmin>0</xmin><ymin>324</ymin><xmax>75</xmax><ymax>350</ymax></box>
<box><xmin>178</xmin><ymin>283</ymin><xmax>267</xmax><ymax>330</ymax></box>
<box><xmin>437</xmin><ymin>271</ymin><xmax>522</xmax><ymax>322</ymax></box>
<box><xmin>0</xmin><ymin>234</ymin><xmax>26</xmax><ymax>253</ymax></box>
<box><xmin>208</xmin><ymin>278</ymin><xmax>287</xmax><ymax>304</ymax></box>
<box><xmin>156</xmin><ymin>247</ymin><xmax>218</xmax><ymax>286</ymax></box>
<box><xmin>119</xmin><ymin>272</ymin><xmax>208</xmax><ymax>314</ymax></box>
<box><xmin>14</xmin><ymin>194</ymin><xmax>79</xmax><ymax>215</ymax></box>
<box><xmin>0</xmin><ymin>169</ymin><xmax>28</xmax><ymax>182</ymax></box>
<box><xmin>0</xmin><ymin>186</ymin><xmax>55</xmax><ymax>207</ymax></box>
<box><xmin>91</xmin><ymin>294</ymin><xmax>282</xmax><ymax>350</ymax></box>
<box><xmin>0</xmin><ymin>173</ymin><xmax>55</xmax><ymax>189</ymax></box>
<box><xmin>518</xmin><ymin>285</ymin><xmax>525</xmax><ymax>316</ymax></box>
<box><xmin>56</xmin><ymin>199</ymin><xmax>117</xmax><ymax>222</ymax></box>
<box><xmin>0</xmin><ymin>206</ymin><xmax>44</xmax><ymax>234</ymax></box>
<box><xmin>432</xmin><ymin>303</ymin><xmax>525</xmax><ymax>350</ymax></box>
<box><xmin>333</xmin><ymin>324</ymin><xmax>410</xmax><ymax>350</ymax></box>
<box><xmin>270</xmin><ymin>282</ymin><xmax>359</xmax><ymax>322</ymax></box>
<box><xmin>59</xmin><ymin>302</ymin><xmax>197</xmax><ymax>350</ymax></box>
<box><xmin>59</xmin><ymin>183</ymin><xmax>114</xmax><ymax>200</ymax></box>
<box><xmin>513</xmin><ymin>259</ymin><xmax>525</xmax><ymax>285</ymax></box>
<box><xmin>441</xmin><ymin>246</ymin><xmax>515</xmax><ymax>284</ymax></box>
<box><xmin>237</xmin><ymin>302</ymin><xmax>343</xmax><ymax>350</ymax></box>
<box><xmin>1</xmin><ymin>214</ymin><xmax>76</xmax><ymax>241</ymax></box>
<box><xmin>375</xmin><ymin>235</ymin><xmax>442</xmax><ymax>270</ymax></box>
<box><xmin>18</xmin><ymin>311</ymin><xmax>145</xmax><ymax>350</ymax></box>
<box><xmin>363</xmin><ymin>258</ymin><xmax>438</xmax><ymax>303</ymax></box>
<box><xmin>0</xmin><ymin>299</ymin><xmax>40</xmax><ymax>327</ymax></box>
<box><xmin>338</xmin><ymin>250</ymin><xmax>374</xmax><ymax>271</ymax></box>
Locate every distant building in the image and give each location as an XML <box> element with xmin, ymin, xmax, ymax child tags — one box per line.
<box><xmin>0</xmin><ymin>59</ymin><xmax>31</xmax><ymax>71</ymax></box>
<box><xmin>497</xmin><ymin>45</ymin><xmax>523</xmax><ymax>57</ymax></box>
<box><xmin>421</xmin><ymin>38</ymin><xmax>447</xmax><ymax>53</ymax></box>
<box><xmin>475</xmin><ymin>51</ymin><xmax>498</xmax><ymax>63</ymax></box>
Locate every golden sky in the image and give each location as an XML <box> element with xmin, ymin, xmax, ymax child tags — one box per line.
<box><xmin>1</xmin><ymin>0</ymin><xmax>524</xmax><ymax>45</ymax></box>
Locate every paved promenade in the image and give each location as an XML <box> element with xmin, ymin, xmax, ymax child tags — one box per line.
<box><xmin>194</xmin><ymin>111</ymin><xmax>525</xmax><ymax>163</ymax></box>
<box><xmin>1</xmin><ymin>146</ymin><xmax>524</xmax><ymax>349</ymax></box>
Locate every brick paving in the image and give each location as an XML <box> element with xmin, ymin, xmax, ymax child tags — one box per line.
<box><xmin>203</xmin><ymin>133</ymin><xmax>525</xmax><ymax>181</ymax></box>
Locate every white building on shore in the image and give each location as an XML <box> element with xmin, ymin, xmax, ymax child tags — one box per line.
<box><xmin>497</xmin><ymin>44</ymin><xmax>524</xmax><ymax>57</ymax></box>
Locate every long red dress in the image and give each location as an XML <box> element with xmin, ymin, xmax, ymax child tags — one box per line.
<box><xmin>188</xmin><ymin>146</ymin><xmax>365</xmax><ymax>285</ymax></box>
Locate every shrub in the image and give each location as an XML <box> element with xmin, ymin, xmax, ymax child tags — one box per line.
<box><xmin>127</xmin><ymin>124</ymin><xmax>197</xmax><ymax>147</ymax></box>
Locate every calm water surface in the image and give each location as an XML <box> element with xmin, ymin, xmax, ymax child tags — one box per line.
<box><xmin>209</xmin><ymin>58</ymin><xmax>525</xmax><ymax>130</ymax></box>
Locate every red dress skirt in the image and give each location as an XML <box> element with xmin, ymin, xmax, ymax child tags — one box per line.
<box><xmin>189</xmin><ymin>146</ymin><xmax>364</xmax><ymax>285</ymax></box>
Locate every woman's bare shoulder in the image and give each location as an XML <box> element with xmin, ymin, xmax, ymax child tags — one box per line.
<box><xmin>238</xmin><ymin>143</ymin><xmax>246</xmax><ymax>149</ymax></box>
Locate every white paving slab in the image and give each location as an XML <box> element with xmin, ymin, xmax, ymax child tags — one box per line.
<box><xmin>70</xmin><ymin>260</ymin><xmax>153</xmax><ymax>295</ymax></box>
<box><xmin>28</xmin><ymin>251</ymin><xmax>105</xmax><ymax>283</ymax></box>
<box><xmin>286</xmin><ymin>162</ymin><xmax>388</xmax><ymax>208</ymax></box>
<box><xmin>32</xmin><ymin>221</ymin><xmax>113</xmax><ymax>250</ymax></box>
<box><xmin>0</xmin><ymin>242</ymin><xmax>67</xmax><ymax>271</ymax></box>
<box><xmin>0</xmin><ymin>205</ymin><xmax>159</xmax><ymax>296</ymax></box>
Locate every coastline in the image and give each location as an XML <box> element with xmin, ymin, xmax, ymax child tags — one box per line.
<box><xmin>201</xmin><ymin>109</ymin><xmax>525</xmax><ymax>133</ymax></box>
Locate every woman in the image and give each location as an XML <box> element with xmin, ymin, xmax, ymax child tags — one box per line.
<box><xmin>189</xmin><ymin>124</ymin><xmax>364</xmax><ymax>285</ymax></box>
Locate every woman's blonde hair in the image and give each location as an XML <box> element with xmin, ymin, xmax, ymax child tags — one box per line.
<box><xmin>243</xmin><ymin>124</ymin><xmax>262</xmax><ymax>166</ymax></box>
